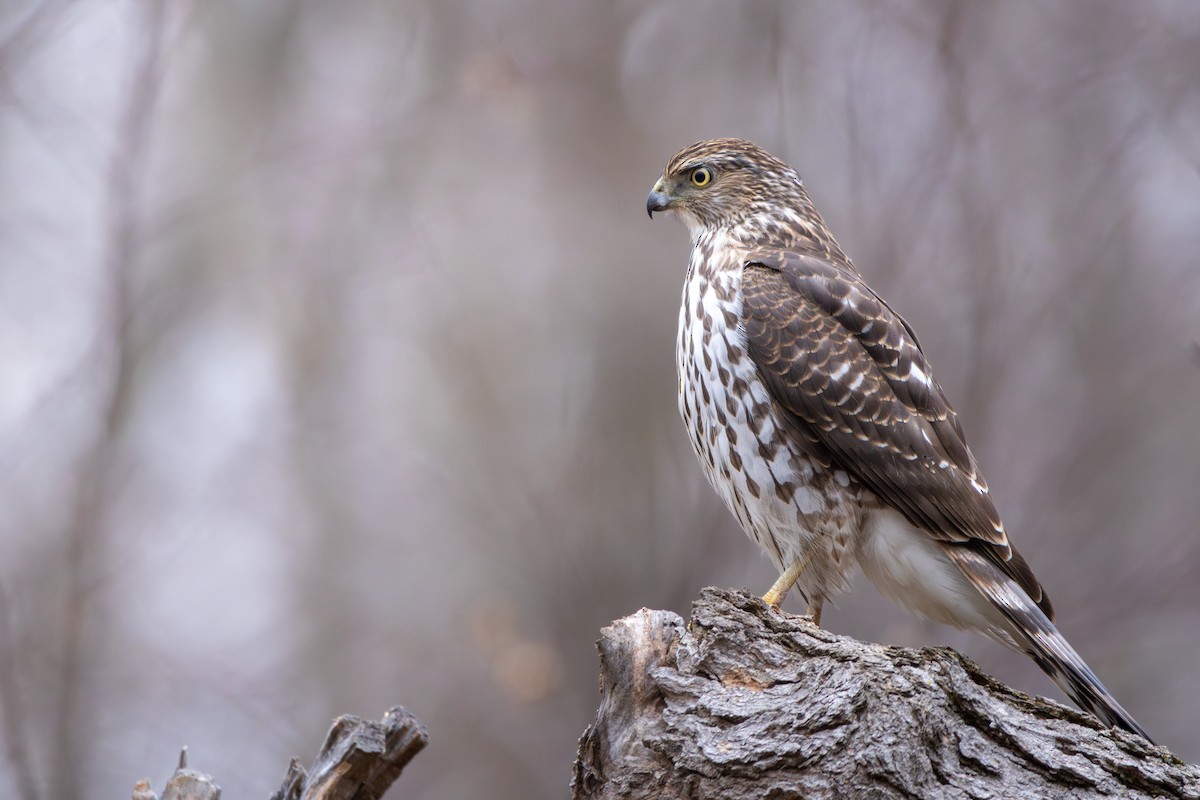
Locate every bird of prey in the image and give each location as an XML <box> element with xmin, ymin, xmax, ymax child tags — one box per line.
<box><xmin>647</xmin><ymin>137</ymin><xmax>1151</xmax><ymax>741</ymax></box>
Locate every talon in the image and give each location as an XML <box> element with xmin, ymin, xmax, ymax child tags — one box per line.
<box><xmin>762</xmin><ymin>593</ymin><xmax>785</xmax><ymax>612</ymax></box>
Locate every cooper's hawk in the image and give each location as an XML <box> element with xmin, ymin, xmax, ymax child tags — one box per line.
<box><xmin>647</xmin><ymin>138</ymin><xmax>1151</xmax><ymax>741</ymax></box>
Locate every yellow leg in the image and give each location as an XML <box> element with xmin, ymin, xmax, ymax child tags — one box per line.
<box><xmin>762</xmin><ymin>552</ymin><xmax>814</xmax><ymax>609</ymax></box>
<box><xmin>807</xmin><ymin>599</ymin><xmax>823</xmax><ymax>627</ymax></box>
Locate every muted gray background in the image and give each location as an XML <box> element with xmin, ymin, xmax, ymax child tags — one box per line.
<box><xmin>1</xmin><ymin>2</ymin><xmax>1198</xmax><ymax>798</ymax></box>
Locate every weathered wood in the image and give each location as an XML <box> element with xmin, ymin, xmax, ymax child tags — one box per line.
<box><xmin>133</xmin><ymin>749</ymin><xmax>221</xmax><ymax>800</ymax></box>
<box><xmin>274</xmin><ymin>706</ymin><xmax>429</xmax><ymax>800</ymax></box>
<box><xmin>572</xmin><ymin>587</ymin><xmax>1198</xmax><ymax>799</ymax></box>
<box><xmin>132</xmin><ymin>706</ymin><xmax>427</xmax><ymax>800</ymax></box>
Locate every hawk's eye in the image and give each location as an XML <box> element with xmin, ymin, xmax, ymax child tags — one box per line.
<box><xmin>689</xmin><ymin>167</ymin><xmax>713</xmax><ymax>187</ymax></box>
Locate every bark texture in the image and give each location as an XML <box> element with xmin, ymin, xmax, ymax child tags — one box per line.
<box><xmin>132</xmin><ymin>706</ymin><xmax>427</xmax><ymax>800</ymax></box>
<box><xmin>572</xmin><ymin>588</ymin><xmax>1197</xmax><ymax>799</ymax></box>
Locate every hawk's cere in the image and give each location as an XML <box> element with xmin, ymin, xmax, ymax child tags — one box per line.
<box><xmin>647</xmin><ymin>138</ymin><xmax>1152</xmax><ymax>741</ymax></box>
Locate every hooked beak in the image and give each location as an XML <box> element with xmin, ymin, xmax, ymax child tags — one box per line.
<box><xmin>646</xmin><ymin>179</ymin><xmax>673</xmax><ymax>219</ymax></box>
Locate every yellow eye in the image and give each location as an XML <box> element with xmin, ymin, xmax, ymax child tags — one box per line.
<box><xmin>689</xmin><ymin>166</ymin><xmax>712</xmax><ymax>187</ymax></box>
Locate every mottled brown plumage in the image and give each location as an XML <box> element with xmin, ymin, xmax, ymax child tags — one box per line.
<box><xmin>647</xmin><ymin>138</ymin><xmax>1150</xmax><ymax>741</ymax></box>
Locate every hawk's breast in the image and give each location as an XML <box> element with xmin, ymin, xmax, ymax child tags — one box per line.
<box><xmin>676</xmin><ymin>233</ymin><xmax>863</xmax><ymax>594</ymax></box>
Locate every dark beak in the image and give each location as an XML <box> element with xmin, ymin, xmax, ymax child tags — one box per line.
<box><xmin>646</xmin><ymin>189</ymin><xmax>672</xmax><ymax>219</ymax></box>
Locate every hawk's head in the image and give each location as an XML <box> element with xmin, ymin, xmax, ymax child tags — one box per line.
<box><xmin>647</xmin><ymin>138</ymin><xmax>807</xmax><ymax>239</ymax></box>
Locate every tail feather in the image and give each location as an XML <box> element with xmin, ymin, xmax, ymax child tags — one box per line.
<box><xmin>945</xmin><ymin>546</ymin><xmax>1154</xmax><ymax>743</ymax></box>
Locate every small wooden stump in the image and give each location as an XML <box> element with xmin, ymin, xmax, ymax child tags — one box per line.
<box><xmin>133</xmin><ymin>706</ymin><xmax>428</xmax><ymax>800</ymax></box>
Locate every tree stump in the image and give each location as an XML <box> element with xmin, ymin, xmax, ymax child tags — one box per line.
<box><xmin>572</xmin><ymin>587</ymin><xmax>1197</xmax><ymax>799</ymax></box>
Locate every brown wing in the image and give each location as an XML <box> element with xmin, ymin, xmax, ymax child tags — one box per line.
<box><xmin>740</xmin><ymin>249</ymin><xmax>1051</xmax><ymax>617</ymax></box>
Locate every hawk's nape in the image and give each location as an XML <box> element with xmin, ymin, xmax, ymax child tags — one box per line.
<box><xmin>648</xmin><ymin>137</ymin><xmax>1153</xmax><ymax>742</ymax></box>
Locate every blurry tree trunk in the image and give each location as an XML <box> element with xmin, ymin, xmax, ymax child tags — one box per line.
<box><xmin>132</xmin><ymin>707</ymin><xmax>427</xmax><ymax>800</ymax></box>
<box><xmin>572</xmin><ymin>588</ymin><xmax>1197</xmax><ymax>800</ymax></box>
<box><xmin>53</xmin><ymin>4</ymin><xmax>167</xmax><ymax>799</ymax></box>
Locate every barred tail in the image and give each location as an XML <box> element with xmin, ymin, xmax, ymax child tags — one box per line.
<box><xmin>945</xmin><ymin>547</ymin><xmax>1154</xmax><ymax>743</ymax></box>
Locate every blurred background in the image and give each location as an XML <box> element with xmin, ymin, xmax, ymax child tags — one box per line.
<box><xmin>2</xmin><ymin>1</ymin><xmax>1198</xmax><ymax>797</ymax></box>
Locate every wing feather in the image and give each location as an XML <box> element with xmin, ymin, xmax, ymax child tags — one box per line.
<box><xmin>740</xmin><ymin>249</ymin><xmax>1051</xmax><ymax>617</ymax></box>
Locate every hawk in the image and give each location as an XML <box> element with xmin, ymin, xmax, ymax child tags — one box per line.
<box><xmin>647</xmin><ymin>138</ymin><xmax>1152</xmax><ymax>741</ymax></box>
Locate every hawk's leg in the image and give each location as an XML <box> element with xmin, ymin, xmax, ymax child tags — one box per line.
<box><xmin>762</xmin><ymin>552</ymin><xmax>814</xmax><ymax>610</ymax></box>
<box><xmin>762</xmin><ymin>553</ymin><xmax>824</xmax><ymax>625</ymax></box>
<box><xmin>807</xmin><ymin>599</ymin><xmax>824</xmax><ymax>627</ymax></box>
